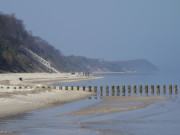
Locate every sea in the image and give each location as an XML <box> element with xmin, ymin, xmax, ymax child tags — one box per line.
<box><xmin>0</xmin><ymin>71</ymin><xmax>180</xmax><ymax>135</ymax></box>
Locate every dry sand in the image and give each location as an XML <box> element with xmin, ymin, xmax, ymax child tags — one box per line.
<box><xmin>0</xmin><ymin>73</ymin><xmax>102</xmax><ymax>86</ymax></box>
<box><xmin>54</xmin><ymin>96</ymin><xmax>170</xmax><ymax>117</ymax></box>
<box><xmin>0</xmin><ymin>73</ymin><xmax>99</xmax><ymax>118</ymax></box>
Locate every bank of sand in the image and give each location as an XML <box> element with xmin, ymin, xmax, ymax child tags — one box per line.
<box><xmin>54</xmin><ymin>96</ymin><xmax>170</xmax><ymax>117</ymax></box>
<box><xmin>0</xmin><ymin>73</ymin><xmax>100</xmax><ymax>118</ymax></box>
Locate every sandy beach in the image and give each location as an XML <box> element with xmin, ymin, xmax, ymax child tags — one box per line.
<box><xmin>0</xmin><ymin>73</ymin><xmax>171</xmax><ymax>118</ymax></box>
<box><xmin>0</xmin><ymin>73</ymin><xmax>102</xmax><ymax>86</ymax></box>
<box><xmin>0</xmin><ymin>73</ymin><xmax>178</xmax><ymax>135</ymax></box>
<box><xmin>0</xmin><ymin>73</ymin><xmax>100</xmax><ymax>118</ymax></box>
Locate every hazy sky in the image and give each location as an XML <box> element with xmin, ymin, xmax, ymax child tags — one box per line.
<box><xmin>0</xmin><ymin>0</ymin><xmax>180</xmax><ymax>71</ymax></box>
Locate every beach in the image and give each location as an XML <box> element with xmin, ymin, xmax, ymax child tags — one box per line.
<box><xmin>0</xmin><ymin>72</ymin><xmax>172</xmax><ymax>118</ymax></box>
<box><xmin>0</xmin><ymin>73</ymin><xmax>103</xmax><ymax>86</ymax></box>
<box><xmin>0</xmin><ymin>73</ymin><xmax>101</xmax><ymax>118</ymax></box>
<box><xmin>0</xmin><ymin>77</ymin><xmax>176</xmax><ymax>134</ymax></box>
<box><xmin>0</xmin><ymin>72</ymin><xmax>179</xmax><ymax>135</ymax></box>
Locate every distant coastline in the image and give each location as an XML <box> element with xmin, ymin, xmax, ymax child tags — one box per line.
<box><xmin>93</xmin><ymin>70</ymin><xmax>158</xmax><ymax>75</ymax></box>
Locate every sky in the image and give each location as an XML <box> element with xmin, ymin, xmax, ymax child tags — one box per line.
<box><xmin>0</xmin><ymin>0</ymin><xmax>180</xmax><ymax>71</ymax></box>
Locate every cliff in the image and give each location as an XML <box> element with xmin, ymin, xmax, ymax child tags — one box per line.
<box><xmin>0</xmin><ymin>13</ymin><xmax>158</xmax><ymax>73</ymax></box>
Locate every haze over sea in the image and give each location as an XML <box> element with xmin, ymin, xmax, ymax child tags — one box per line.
<box><xmin>0</xmin><ymin>0</ymin><xmax>180</xmax><ymax>72</ymax></box>
<box><xmin>0</xmin><ymin>71</ymin><xmax>180</xmax><ymax>135</ymax></box>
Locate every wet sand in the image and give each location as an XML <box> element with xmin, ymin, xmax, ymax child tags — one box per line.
<box><xmin>54</xmin><ymin>96</ymin><xmax>170</xmax><ymax>117</ymax></box>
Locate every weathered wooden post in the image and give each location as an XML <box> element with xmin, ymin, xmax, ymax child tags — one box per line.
<box><xmin>83</xmin><ymin>86</ymin><xmax>85</xmax><ymax>91</ymax></box>
<box><xmin>94</xmin><ymin>86</ymin><xmax>98</xmax><ymax>97</ymax></box>
<box><xmin>145</xmin><ymin>85</ymin><xmax>148</xmax><ymax>95</ymax></box>
<box><xmin>175</xmin><ymin>85</ymin><xmax>178</xmax><ymax>95</ymax></box>
<box><xmin>163</xmin><ymin>85</ymin><xmax>166</xmax><ymax>95</ymax></box>
<box><xmin>7</xmin><ymin>86</ymin><xmax>9</xmax><ymax>89</ymax></box>
<box><xmin>133</xmin><ymin>85</ymin><xmax>137</xmax><ymax>94</ymax></box>
<box><xmin>128</xmin><ymin>85</ymin><xmax>131</xmax><ymax>95</ymax></box>
<box><xmin>14</xmin><ymin>86</ymin><xmax>16</xmax><ymax>89</ymax></box>
<box><xmin>117</xmin><ymin>86</ymin><xmax>120</xmax><ymax>96</ymax></box>
<box><xmin>94</xmin><ymin>86</ymin><xmax>97</xmax><ymax>93</ymax></box>
<box><xmin>71</xmin><ymin>86</ymin><xmax>73</xmax><ymax>90</ymax></box>
<box><xmin>65</xmin><ymin>86</ymin><xmax>68</xmax><ymax>90</ymax></box>
<box><xmin>139</xmin><ymin>85</ymin><xmax>142</xmax><ymax>95</ymax></box>
<box><xmin>100</xmin><ymin>86</ymin><xmax>103</xmax><ymax>97</ymax></box>
<box><xmin>169</xmin><ymin>85</ymin><xmax>172</xmax><ymax>95</ymax></box>
<box><xmin>77</xmin><ymin>86</ymin><xmax>79</xmax><ymax>91</ymax></box>
<box><xmin>59</xmin><ymin>86</ymin><xmax>62</xmax><ymax>90</ymax></box>
<box><xmin>19</xmin><ymin>86</ymin><xmax>22</xmax><ymax>89</ymax></box>
<box><xmin>47</xmin><ymin>86</ymin><xmax>51</xmax><ymax>90</ymax></box>
<box><xmin>112</xmin><ymin>86</ymin><xmax>115</xmax><ymax>96</ymax></box>
<box><xmin>157</xmin><ymin>85</ymin><xmax>160</xmax><ymax>95</ymax></box>
<box><xmin>151</xmin><ymin>85</ymin><xmax>154</xmax><ymax>95</ymax></box>
<box><xmin>122</xmin><ymin>85</ymin><xmax>125</xmax><ymax>96</ymax></box>
<box><xmin>88</xmin><ymin>86</ymin><xmax>92</xmax><ymax>92</ymax></box>
<box><xmin>106</xmin><ymin>86</ymin><xmax>109</xmax><ymax>96</ymax></box>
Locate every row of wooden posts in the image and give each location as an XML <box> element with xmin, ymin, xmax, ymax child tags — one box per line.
<box><xmin>96</xmin><ymin>85</ymin><xmax>178</xmax><ymax>96</ymax></box>
<box><xmin>0</xmin><ymin>85</ymin><xmax>178</xmax><ymax>96</ymax></box>
<box><xmin>56</xmin><ymin>85</ymin><xmax>178</xmax><ymax>96</ymax></box>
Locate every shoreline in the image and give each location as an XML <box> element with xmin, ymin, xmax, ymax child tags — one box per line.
<box><xmin>0</xmin><ymin>73</ymin><xmax>100</xmax><ymax>118</ymax></box>
<box><xmin>0</xmin><ymin>72</ymin><xmax>171</xmax><ymax>119</ymax></box>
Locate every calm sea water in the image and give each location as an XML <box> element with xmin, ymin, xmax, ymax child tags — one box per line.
<box><xmin>0</xmin><ymin>72</ymin><xmax>180</xmax><ymax>135</ymax></box>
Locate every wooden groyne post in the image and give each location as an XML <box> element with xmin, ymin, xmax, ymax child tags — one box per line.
<box><xmin>169</xmin><ymin>85</ymin><xmax>172</xmax><ymax>95</ymax></box>
<box><xmin>151</xmin><ymin>85</ymin><xmax>154</xmax><ymax>95</ymax></box>
<box><xmin>83</xmin><ymin>86</ymin><xmax>85</xmax><ymax>91</ymax></box>
<box><xmin>100</xmin><ymin>86</ymin><xmax>103</xmax><ymax>97</ymax></box>
<box><xmin>112</xmin><ymin>86</ymin><xmax>115</xmax><ymax>96</ymax></box>
<box><xmin>94</xmin><ymin>86</ymin><xmax>97</xmax><ymax>93</ymax></box>
<box><xmin>117</xmin><ymin>86</ymin><xmax>120</xmax><ymax>96</ymax></box>
<box><xmin>88</xmin><ymin>86</ymin><xmax>91</xmax><ymax>92</ymax></box>
<box><xmin>133</xmin><ymin>85</ymin><xmax>137</xmax><ymax>94</ymax></box>
<box><xmin>175</xmin><ymin>85</ymin><xmax>178</xmax><ymax>95</ymax></box>
<box><xmin>139</xmin><ymin>85</ymin><xmax>142</xmax><ymax>95</ymax></box>
<box><xmin>106</xmin><ymin>86</ymin><xmax>109</xmax><ymax>96</ymax></box>
<box><xmin>163</xmin><ymin>85</ymin><xmax>166</xmax><ymax>95</ymax></box>
<box><xmin>145</xmin><ymin>85</ymin><xmax>148</xmax><ymax>95</ymax></box>
<box><xmin>157</xmin><ymin>85</ymin><xmax>160</xmax><ymax>95</ymax></box>
<box><xmin>122</xmin><ymin>85</ymin><xmax>125</xmax><ymax>96</ymax></box>
<box><xmin>128</xmin><ymin>85</ymin><xmax>131</xmax><ymax>95</ymax></box>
